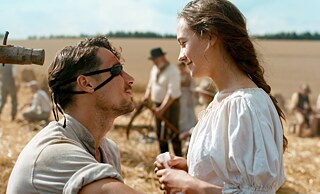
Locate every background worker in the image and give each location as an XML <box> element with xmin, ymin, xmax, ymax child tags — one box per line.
<box><xmin>144</xmin><ymin>47</ymin><xmax>182</xmax><ymax>156</ymax></box>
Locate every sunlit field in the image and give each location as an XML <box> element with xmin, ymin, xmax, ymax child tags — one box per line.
<box><xmin>0</xmin><ymin>38</ymin><xmax>319</xmax><ymax>193</ymax></box>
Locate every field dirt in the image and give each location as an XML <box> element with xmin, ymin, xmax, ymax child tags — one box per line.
<box><xmin>1</xmin><ymin>38</ymin><xmax>320</xmax><ymax>193</ymax></box>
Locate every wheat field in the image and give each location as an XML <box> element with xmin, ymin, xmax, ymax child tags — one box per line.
<box><xmin>0</xmin><ymin>38</ymin><xmax>319</xmax><ymax>193</ymax></box>
<box><xmin>9</xmin><ymin>38</ymin><xmax>320</xmax><ymax>99</ymax></box>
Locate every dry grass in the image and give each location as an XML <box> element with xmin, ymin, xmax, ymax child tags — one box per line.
<box><xmin>1</xmin><ymin>39</ymin><xmax>320</xmax><ymax>193</ymax></box>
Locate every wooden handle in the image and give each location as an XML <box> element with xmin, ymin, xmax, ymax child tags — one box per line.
<box><xmin>0</xmin><ymin>45</ymin><xmax>45</xmax><ymax>65</ymax></box>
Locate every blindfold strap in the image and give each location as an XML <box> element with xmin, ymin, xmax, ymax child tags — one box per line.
<box><xmin>51</xmin><ymin>93</ymin><xmax>59</xmax><ymax>122</ymax></box>
<box><xmin>92</xmin><ymin>74</ymin><xmax>116</xmax><ymax>92</ymax></box>
<box><xmin>59</xmin><ymin>74</ymin><xmax>117</xmax><ymax>94</ymax></box>
<box><xmin>50</xmin><ymin>92</ymin><xmax>67</xmax><ymax>128</ymax></box>
<box><xmin>56</xmin><ymin>64</ymin><xmax>123</xmax><ymax>94</ymax></box>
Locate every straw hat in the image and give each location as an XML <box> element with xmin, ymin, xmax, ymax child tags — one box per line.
<box><xmin>300</xmin><ymin>83</ymin><xmax>311</xmax><ymax>94</ymax></box>
<box><xmin>195</xmin><ymin>78</ymin><xmax>216</xmax><ymax>97</ymax></box>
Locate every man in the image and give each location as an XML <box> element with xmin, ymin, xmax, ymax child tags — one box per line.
<box><xmin>7</xmin><ymin>36</ymin><xmax>143</xmax><ymax>194</ymax></box>
<box><xmin>144</xmin><ymin>47</ymin><xmax>182</xmax><ymax>156</ymax></box>
<box><xmin>0</xmin><ymin>64</ymin><xmax>18</xmax><ymax>120</ymax></box>
<box><xmin>22</xmin><ymin>80</ymin><xmax>51</xmax><ymax>123</ymax></box>
<box><xmin>290</xmin><ymin>83</ymin><xmax>315</xmax><ymax>137</ymax></box>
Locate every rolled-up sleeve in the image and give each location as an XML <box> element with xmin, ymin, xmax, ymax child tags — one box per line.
<box><xmin>33</xmin><ymin>142</ymin><xmax>122</xmax><ymax>194</ymax></box>
<box><xmin>63</xmin><ymin>163</ymin><xmax>122</xmax><ymax>194</ymax></box>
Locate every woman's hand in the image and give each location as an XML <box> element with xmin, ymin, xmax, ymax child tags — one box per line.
<box><xmin>154</xmin><ymin>153</ymin><xmax>189</xmax><ymax>193</ymax></box>
<box><xmin>154</xmin><ymin>153</ymin><xmax>188</xmax><ymax>173</ymax></box>
<box><xmin>156</xmin><ymin>168</ymin><xmax>192</xmax><ymax>193</ymax></box>
<box><xmin>154</xmin><ymin>153</ymin><xmax>221</xmax><ymax>194</ymax></box>
<box><xmin>157</xmin><ymin>169</ymin><xmax>222</xmax><ymax>194</ymax></box>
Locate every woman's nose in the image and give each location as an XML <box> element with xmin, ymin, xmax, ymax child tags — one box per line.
<box><xmin>178</xmin><ymin>49</ymin><xmax>186</xmax><ymax>62</ymax></box>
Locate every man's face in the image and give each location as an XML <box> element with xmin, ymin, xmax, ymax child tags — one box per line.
<box><xmin>30</xmin><ymin>86</ymin><xmax>37</xmax><ymax>93</ymax></box>
<box><xmin>93</xmin><ymin>48</ymin><xmax>135</xmax><ymax>116</ymax></box>
<box><xmin>152</xmin><ymin>56</ymin><xmax>167</xmax><ymax>69</ymax></box>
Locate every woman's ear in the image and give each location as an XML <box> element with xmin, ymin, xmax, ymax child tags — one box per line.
<box><xmin>209</xmin><ymin>35</ymin><xmax>218</xmax><ymax>47</ymax></box>
<box><xmin>76</xmin><ymin>75</ymin><xmax>94</xmax><ymax>93</ymax></box>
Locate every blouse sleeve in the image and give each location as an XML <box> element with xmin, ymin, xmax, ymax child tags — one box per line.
<box><xmin>221</xmin><ymin>96</ymin><xmax>284</xmax><ymax>193</ymax></box>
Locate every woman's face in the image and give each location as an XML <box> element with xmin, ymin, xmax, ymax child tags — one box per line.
<box><xmin>177</xmin><ymin>18</ymin><xmax>212</xmax><ymax>78</ymax></box>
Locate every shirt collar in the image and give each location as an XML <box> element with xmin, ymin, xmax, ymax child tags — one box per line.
<box><xmin>62</xmin><ymin>114</ymin><xmax>97</xmax><ymax>157</ymax></box>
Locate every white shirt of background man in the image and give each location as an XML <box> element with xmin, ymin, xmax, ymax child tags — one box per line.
<box><xmin>28</xmin><ymin>89</ymin><xmax>51</xmax><ymax>113</ymax></box>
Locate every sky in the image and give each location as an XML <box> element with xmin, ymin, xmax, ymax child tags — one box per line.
<box><xmin>1</xmin><ymin>0</ymin><xmax>320</xmax><ymax>40</ymax></box>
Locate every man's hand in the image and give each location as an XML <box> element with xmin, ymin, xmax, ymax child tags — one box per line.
<box><xmin>154</xmin><ymin>107</ymin><xmax>165</xmax><ymax>118</ymax></box>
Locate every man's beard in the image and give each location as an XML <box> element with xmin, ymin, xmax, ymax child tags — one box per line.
<box><xmin>113</xmin><ymin>97</ymin><xmax>135</xmax><ymax>116</ymax></box>
<box><xmin>157</xmin><ymin>61</ymin><xmax>168</xmax><ymax>70</ymax></box>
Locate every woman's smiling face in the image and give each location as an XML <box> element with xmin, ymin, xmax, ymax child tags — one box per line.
<box><xmin>177</xmin><ymin>18</ymin><xmax>212</xmax><ymax>78</ymax></box>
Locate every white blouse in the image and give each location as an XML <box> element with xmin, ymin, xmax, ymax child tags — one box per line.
<box><xmin>187</xmin><ymin>88</ymin><xmax>285</xmax><ymax>194</ymax></box>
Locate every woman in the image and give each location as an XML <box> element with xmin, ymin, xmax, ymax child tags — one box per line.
<box><xmin>154</xmin><ymin>0</ymin><xmax>287</xmax><ymax>193</ymax></box>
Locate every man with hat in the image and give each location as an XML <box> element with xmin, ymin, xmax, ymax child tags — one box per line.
<box><xmin>144</xmin><ymin>47</ymin><xmax>182</xmax><ymax>156</ymax></box>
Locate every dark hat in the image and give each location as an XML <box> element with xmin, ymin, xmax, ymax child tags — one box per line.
<box><xmin>148</xmin><ymin>47</ymin><xmax>166</xmax><ymax>60</ymax></box>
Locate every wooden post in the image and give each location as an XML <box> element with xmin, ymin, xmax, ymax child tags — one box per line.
<box><xmin>0</xmin><ymin>45</ymin><xmax>45</xmax><ymax>65</ymax></box>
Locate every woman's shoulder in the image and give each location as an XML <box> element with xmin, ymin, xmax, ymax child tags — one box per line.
<box><xmin>216</xmin><ymin>88</ymin><xmax>267</xmax><ymax>104</ymax></box>
<box><xmin>211</xmin><ymin>88</ymin><xmax>276</xmax><ymax>115</ymax></box>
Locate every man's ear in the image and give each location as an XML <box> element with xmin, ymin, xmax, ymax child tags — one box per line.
<box><xmin>76</xmin><ymin>75</ymin><xmax>94</xmax><ymax>93</ymax></box>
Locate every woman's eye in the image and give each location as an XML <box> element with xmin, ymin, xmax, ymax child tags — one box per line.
<box><xmin>179</xmin><ymin>42</ymin><xmax>186</xmax><ymax>47</ymax></box>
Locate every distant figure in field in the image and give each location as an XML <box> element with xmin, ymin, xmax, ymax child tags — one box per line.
<box><xmin>0</xmin><ymin>64</ymin><xmax>18</xmax><ymax>121</ymax></box>
<box><xmin>22</xmin><ymin>80</ymin><xmax>51</xmax><ymax>123</ymax></box>
<box><xmin>177</xmin><ymin>62</ymin><xmax>197</xmax><ymax>137</ymax></box>
<box><xmin>290</xmin><ymin>83</ymin><xmax>316</xmax><ymax>137</ymax></box>
<box><xmin>316</xmin><ymin>94</ymin><xmax>320</xmax><ymax>113</ymax></box>
<box><xmin>144</xmin><ymin>47</ymin><xmax>182</xmax><ymax>156</ymax></box>
<box><xmin>195</xmin><ymin>78</ymin><xmax>216</xmax><ymax>109</ymax></box>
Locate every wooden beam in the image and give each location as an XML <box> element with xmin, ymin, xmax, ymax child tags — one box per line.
<box><xmin>0</xmin><ymin>45</ymin><xmax>45</xmax><ymax>65</ymax></box>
